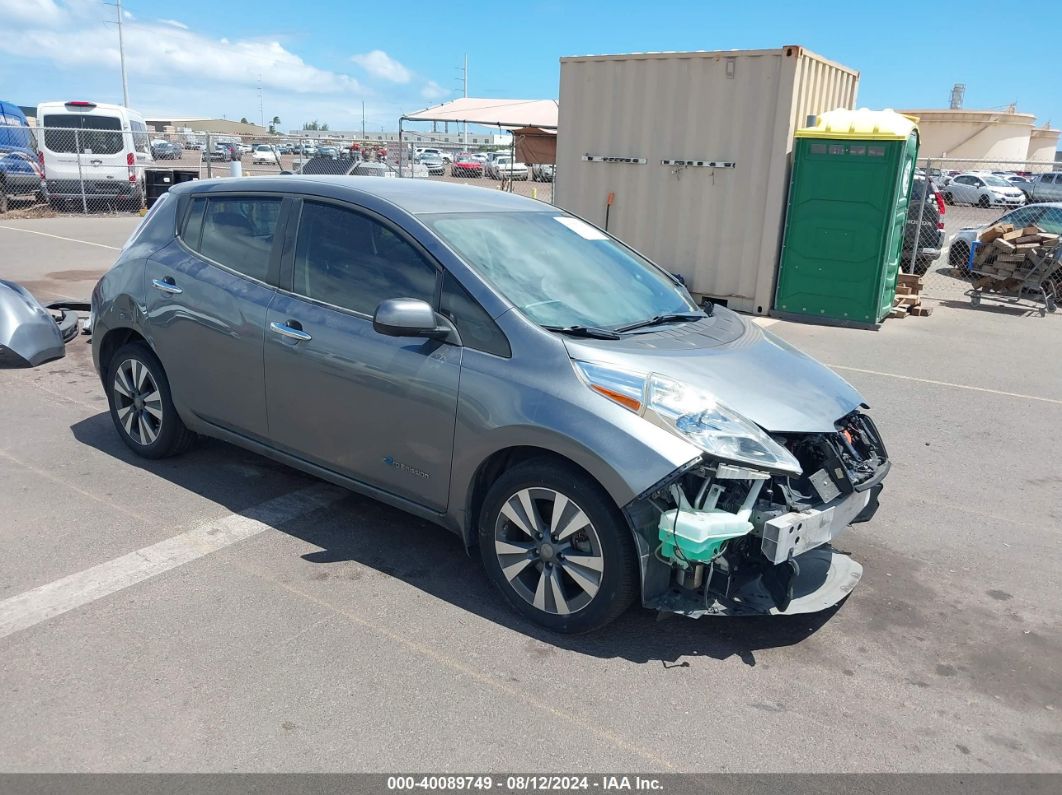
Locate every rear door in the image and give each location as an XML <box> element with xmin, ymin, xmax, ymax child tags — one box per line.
<box><xmin>144</xmin><ymin>193</ymin><xmax>288</xmax><ymax>440</ymax></box>
<box><xmin>40</xmin><ymin>109</ymin><xmax>127</xmax><ymax>195</ymax></box>
<box><xmin>263</xmin><ymin>197</ymin><xmax>460</xmax><ymax>510</ymax></box>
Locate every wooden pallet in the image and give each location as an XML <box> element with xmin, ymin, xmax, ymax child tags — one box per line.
<box><xmin>889</xmin><ymin>273</ymin><xmax>933</xmax><ymax>318</ymax></box>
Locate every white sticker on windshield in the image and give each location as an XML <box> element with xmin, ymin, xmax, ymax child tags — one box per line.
<box><xmin>554</xmin><ymin>216</ymin><xmax>608</xmax><ymax>240</ymax></box>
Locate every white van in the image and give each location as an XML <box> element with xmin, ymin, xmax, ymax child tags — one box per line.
<box><xmin>36</xmin><ymin>100</ymin><xmax>152</xmax><ymax>209</ymax></box>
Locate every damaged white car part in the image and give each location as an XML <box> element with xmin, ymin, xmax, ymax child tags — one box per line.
<box><xmin>575</xmin><ymin>359</ymin><xmax>888</xmax><ymax>616</ymax></box>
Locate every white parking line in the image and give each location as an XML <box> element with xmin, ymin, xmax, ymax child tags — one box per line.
<box><xmin>0</xmin><ymin>483</ymin><xmax>346</xmax><ymax>640</ymax></box>
<box><xmin>0</xmin><ymin>225</ymin><xmax>121</xmax><ymax>250</ymax></box>
<box><xmin>828</xmin><ymin>364</ymin><xmax>1062</xmax><ymax>405</ymax></box>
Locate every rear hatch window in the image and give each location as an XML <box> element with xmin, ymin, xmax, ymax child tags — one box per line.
<box><xmin>42</xmin><ymin>114</ymin><xmax>123</xmax><ymax>154</ymax></box>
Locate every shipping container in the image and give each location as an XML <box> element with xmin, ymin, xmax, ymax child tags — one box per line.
<box><xmin>555</xmin><ymin>46</ymin><xmax>859</xmax><ymax>315</ymax></box>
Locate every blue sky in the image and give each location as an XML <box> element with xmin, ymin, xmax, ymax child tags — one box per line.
<box><xmin>2</xmin><ymin>0</ymin><xmax>1059</xmax><ymax>137</ymax></box>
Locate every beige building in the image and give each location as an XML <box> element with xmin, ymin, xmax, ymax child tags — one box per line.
<box><xmin>900</xmin><ymin>107</ymin><xmax>1060</xmax><ymax>169</ymax></box>
<box><xmin>145</xmin><ymin>117</ymin><xmax>272</xmax><ymax>137</ymax></box>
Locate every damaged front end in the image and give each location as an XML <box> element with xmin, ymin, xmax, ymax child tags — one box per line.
<box><xmin>625</xmin><ymin>410</ymin><xmax>889</xmax><ymax>617</ymax></box>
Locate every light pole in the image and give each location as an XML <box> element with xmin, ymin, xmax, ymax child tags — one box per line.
<box><xmin>115</xmin><ymin>0</ymin><xmax>130</xmax><ymax>107</ymax></box>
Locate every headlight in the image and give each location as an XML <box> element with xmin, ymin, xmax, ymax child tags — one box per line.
<box><xmin>573</xmin><ymin>361</ymin><xmax>802</xmax><ymax>475</ymax></box>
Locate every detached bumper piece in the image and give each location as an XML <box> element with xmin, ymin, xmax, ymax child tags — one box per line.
<box><xmin>0</xmin><ymin>280</ymin><xmax>80</xmax><ymax>368</ymax></box>
<box><xmin>633</xmin><ymin>410</ymin><xmax>887</xmax><ymax>618</ymax></box>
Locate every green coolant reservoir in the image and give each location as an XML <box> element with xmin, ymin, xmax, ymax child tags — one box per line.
<box><xmin>658</xmin><ymin>507</ymin><xmax>754</xmax><ymax>564</ymax></box>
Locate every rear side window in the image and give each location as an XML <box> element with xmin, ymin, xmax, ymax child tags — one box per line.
<box><xmin>439</xmin><ymin>271</ymin><xmax>510</xmax><ymax>357</ymax></box>
<box><xmin>42</xmin><ymin>114</ymin><xmax>123</xmax><ymax>154</ymax></box>
<box><xmin>293</xmin><ymin>201</ymin><xmax>437</xmax><ymax>315</ymax></box>
<box><xmin>188</xmin><ymin>196</ymin><xmax>282</xmax><ymax>282</ymax></box>
<box><xmin>130</xmin><ymin>120</ymin><xmax>150</xmax><ymax>154</ymax></box>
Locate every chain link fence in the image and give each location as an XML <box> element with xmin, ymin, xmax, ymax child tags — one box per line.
<box><xmin>910</xmin><ymin>158</ymin><xmax>1062</xmax><ymax>311</ymax></box>
<box><xmin>1</xmin><ymin>124</ymin><xmax>556</xmax><ymax>218</ymax></box>
<box><xmin>392</xmin><ymin>125</ymin><xmax>556</xmax><ymax>204</ymax></box>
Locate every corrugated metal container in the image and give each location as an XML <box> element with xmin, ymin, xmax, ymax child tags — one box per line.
<box><xmin>555</xmin><ymin>46</ymin><xmax>859</xmax><ymax>314</ymax></box>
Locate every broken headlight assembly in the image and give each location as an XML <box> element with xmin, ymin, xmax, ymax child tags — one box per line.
<box><xmin>572</xmin><ymin>360</ymin><xmax>802</xmax><ymax>475</ymax></box>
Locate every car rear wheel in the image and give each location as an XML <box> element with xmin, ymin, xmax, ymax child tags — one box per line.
<box><xmin>978</xmin><ymin>194</ymin><xmax>991</xmax><ymax>208</ymax></box>
<box><xmin>106</xmin><ymin>342</ymin><xmax>195</xmax><ymax>459</ymax></box>
<box><xmin>478</xmin><ymin>459</ymin><xmax>639</xmax><ymax>633</ymax></box>
<box><xmin>943</xmin><ymin>192</ymin><xmax>954</xmax><ymax>205</ymax></box>
<box><xmin>950</xmin><ymin>241</ymin><xmax>971</xmax><ymax>272</ymax></box>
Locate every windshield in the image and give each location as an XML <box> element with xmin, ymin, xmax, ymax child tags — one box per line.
<box><xmin>983</xmin><ymin>175</ymin><xmax>1010</xmax><ymax>187</ymax></box>
<box><xmin>424</xmin><ymin>212</ymin><xmax>697</xmax><ymax>328</ymax></box>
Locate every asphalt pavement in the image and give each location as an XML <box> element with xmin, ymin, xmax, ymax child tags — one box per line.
<box><xmin>0</xmin><ymin>216</ymin><xmax>1059</xmax><ymax>773</ymax></box>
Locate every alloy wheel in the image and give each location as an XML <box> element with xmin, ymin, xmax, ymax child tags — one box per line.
<box><xmin>493</xmin><ymin>487</ymin><xmax>605</xmax><ymax>616</ymax></box>
<box><xmin>112</xmin><ymin>358</ymin><xmax>163</xmax><ymax>446</ymax></box>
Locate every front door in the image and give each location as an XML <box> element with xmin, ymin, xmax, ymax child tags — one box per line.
<box><xmin>263</xmin><ymin>199</ymin><xmax>460</xmax><ymax>511</ymax></box>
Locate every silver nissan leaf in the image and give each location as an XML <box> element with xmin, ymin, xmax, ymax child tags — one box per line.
<box><xmin>90</xmin><ymin>177</ymin><xmax>889</xmax><ymax>633</ymax></box>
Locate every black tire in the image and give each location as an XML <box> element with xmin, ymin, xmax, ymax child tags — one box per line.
<box><xmin>913</xmin><ymin>256</ymin><xmax>931</xmax><ymax>276</ymax></box>
<box><xmin>978</xmin><ymin>194</ymin><xmax>991</xmax><ymax>209</ymax></box>
<box><xmin>105</xmin><ymin>342</ymin><xmax>195</xmax><ymax>459</ymax></box>
<box><xmin>943</xmin><ymin>192</ymin><xmax>954</xmax><ymax>206</ymax></box>
<box><xmin>0</xmin><ymin>184</ymin><xmax>8</xmax><ymax>215</ymax></box>
<box><xmin>949</xmin><ymin>241</ymin><xmax>970</xmax><ymax>271</ymax></box>
<box><xmin>478</xmin><ymin>459</ymin><xmax>639</xmax><ymax>633</ymax></box>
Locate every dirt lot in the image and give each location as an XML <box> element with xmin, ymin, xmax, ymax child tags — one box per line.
<box><xmin>0</xmin><ymin>215</ymin><xmax>1059</xmax><ymax>773</ymax></box>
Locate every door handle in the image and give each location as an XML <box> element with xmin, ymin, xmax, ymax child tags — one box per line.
<box><xmin>151</xmin><ymin>277</ymin><xmax>182</xmax><ymax>294</ymax></box>
<box><xmin>269</xmin><ymin>321</ymin><xmax>312</xmax><ymax>341</ymax></box>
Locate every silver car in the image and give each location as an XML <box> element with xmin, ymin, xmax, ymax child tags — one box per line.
<box><xmin>942</xmin><ymin>172</ymin><xmax>1026</xmax><ymax>208</ymax></box>
<box><xmin>89</xmin><ymin>177</ymin><xmax>889</xmax><ymax>632</ymax></box>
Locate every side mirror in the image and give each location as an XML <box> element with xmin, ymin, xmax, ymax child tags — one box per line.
<box><xmin>373</xmin><ymin>298</ymin><xmax>451</xmax><ymax>340</ymax></box>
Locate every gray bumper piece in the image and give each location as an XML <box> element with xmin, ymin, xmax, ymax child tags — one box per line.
<box><xmin>0</xmin><ymin>279</ymin><xmax>75</xmax><ymax>368</ymax></box>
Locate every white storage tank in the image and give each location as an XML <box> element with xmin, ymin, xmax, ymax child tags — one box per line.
<box><xmin>1027</xmin><ymin>126</ymin><xmax>1060</xmax><ymax>171</ymax></box>
<box><xmin>900</xmin><ymin>108</ymin><xmax>1035</xmax><ymax>163</ymax></box>
<box><xmin>555</xmin><ymin>46</ymin><xmax>859</xmax><ymax>315</ymax></box>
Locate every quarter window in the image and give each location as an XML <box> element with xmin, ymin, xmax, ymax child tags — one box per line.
<box><xmin>292</xmin><ymin>201</ymin><xmax>437</xmax><ymax>315</ymax></box>
<box><xmin>191</xmin><ymin>196</ymin><xmax>282</xmax><ymax>282</ymax></box>
<box><xmin>439</xmin><ymin>271</ymin><xmax>510</xmax><ymax>357</ymax></box>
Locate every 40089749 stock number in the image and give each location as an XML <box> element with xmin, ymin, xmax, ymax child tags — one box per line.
<box><xmin>387</xmin><ymin>776</ymin><xmax>594</xmax><ymax>790</ymax></box>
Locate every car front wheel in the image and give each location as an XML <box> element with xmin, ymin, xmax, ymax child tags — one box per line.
<box><xmin>106</xmin><ymin>342</ymin><xmax>195</xmax><ymax>459</ymax></box>
<box><xmin>478</xmin><ymin>460</ymin><xmax>639</xmax><ymax>633</ymax></box>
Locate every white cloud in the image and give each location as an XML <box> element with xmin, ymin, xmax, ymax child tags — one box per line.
<box><xmin>0</xmin><ymin>0</ymin><xmax>63</xmax><ymax>25</ymax></box>
<box><xmin>0</xmin><ymin>0</ymin><xmax>363</xmax><ymax>97</ymax></box>
<box><xmin>159</xmin><ymin>19</ymin><xmax>189</xmax><ymax>29</ymax></box>
<box><xmin>420</xmin><ymin>80</ymin><xmax>447</xmax><ymax>101</ymax></box>
<box><xmin>351</xmin><ymin>50</ymin><xmax>411</xmax><ymax>84</ymax></box>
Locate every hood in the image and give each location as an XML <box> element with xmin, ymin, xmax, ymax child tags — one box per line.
<box><xmin>561</xmin><ymin>307</ymin><xmax>864</xmax><ymax>433</ymax></box>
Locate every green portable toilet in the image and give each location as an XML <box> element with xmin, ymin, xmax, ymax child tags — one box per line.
<box><xmin>774</xmin><ymin>109</ymin><xmax>920</xmax><ymax>326</ymax></box>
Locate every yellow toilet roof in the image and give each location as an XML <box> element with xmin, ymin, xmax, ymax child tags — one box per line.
<box><xmin>796</xmin><ymin>108</ymin><xmax>919</xmax><ymax>141</ymax></box>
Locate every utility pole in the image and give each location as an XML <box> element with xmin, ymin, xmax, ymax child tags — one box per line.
<box><xmin>460</xmin><ymin>54</ymin><xmax>469</xmax><ymax>147</ymax></box>
<box><xmin>362</xmin><ymin>101</ymin><xmax>366</xmax><ymax>139</ymax></box>
<box><xmin>115</xmin><ymin>0</ymin><xmax>130</xmax><ymax>107</ymax></box>
<box><xmin>258</xmin><ymin>75</ymin><xmax>265</xmax><ymax>127</ymax></box>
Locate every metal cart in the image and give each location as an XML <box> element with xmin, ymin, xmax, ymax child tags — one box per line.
<box><xmin>966</xmin><ymin>241</ymin><xmax>1060</xmax><ymax>317</ymax></box>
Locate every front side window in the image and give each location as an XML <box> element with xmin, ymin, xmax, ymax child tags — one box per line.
<box><xmin>192</xmin><ymin>196</ymin><xmax>282</xmax><ymax>282</ymax></box>
<box><xmin>293</xmin><ymin>201</ymin><xmax>437</xmax><ymax>315</ymax></box>
<box><xmin>42</xmin><ymin>114</ymin><xmax>122</xmax><ymax>154</ymax></box>
<box><xmin>423</xmin><ymin>212</ymin><xmax>696</xmax><ymax>329</ymax></box>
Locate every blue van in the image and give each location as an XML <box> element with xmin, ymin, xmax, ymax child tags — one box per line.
<box><xmin>0</xmin><ymin>101</ymin><xmax>44</xmax><ymax>214</ymax></box>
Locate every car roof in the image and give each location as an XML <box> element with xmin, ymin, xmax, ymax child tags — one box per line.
<box><xmin>177</xmin><ymin>175</ymin><xmax>555</xmax><ymax>215</ymax></box>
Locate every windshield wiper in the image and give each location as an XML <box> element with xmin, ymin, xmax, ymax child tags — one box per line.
<box><xmin>542</xmin><ymin>324</ymin><xmax>622</xmax><ymax>340</ymax></box>
<box><xmin>613</xmin><ymin>312</ymin><xmax>705</xmax><ymax>333</ymax></box>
